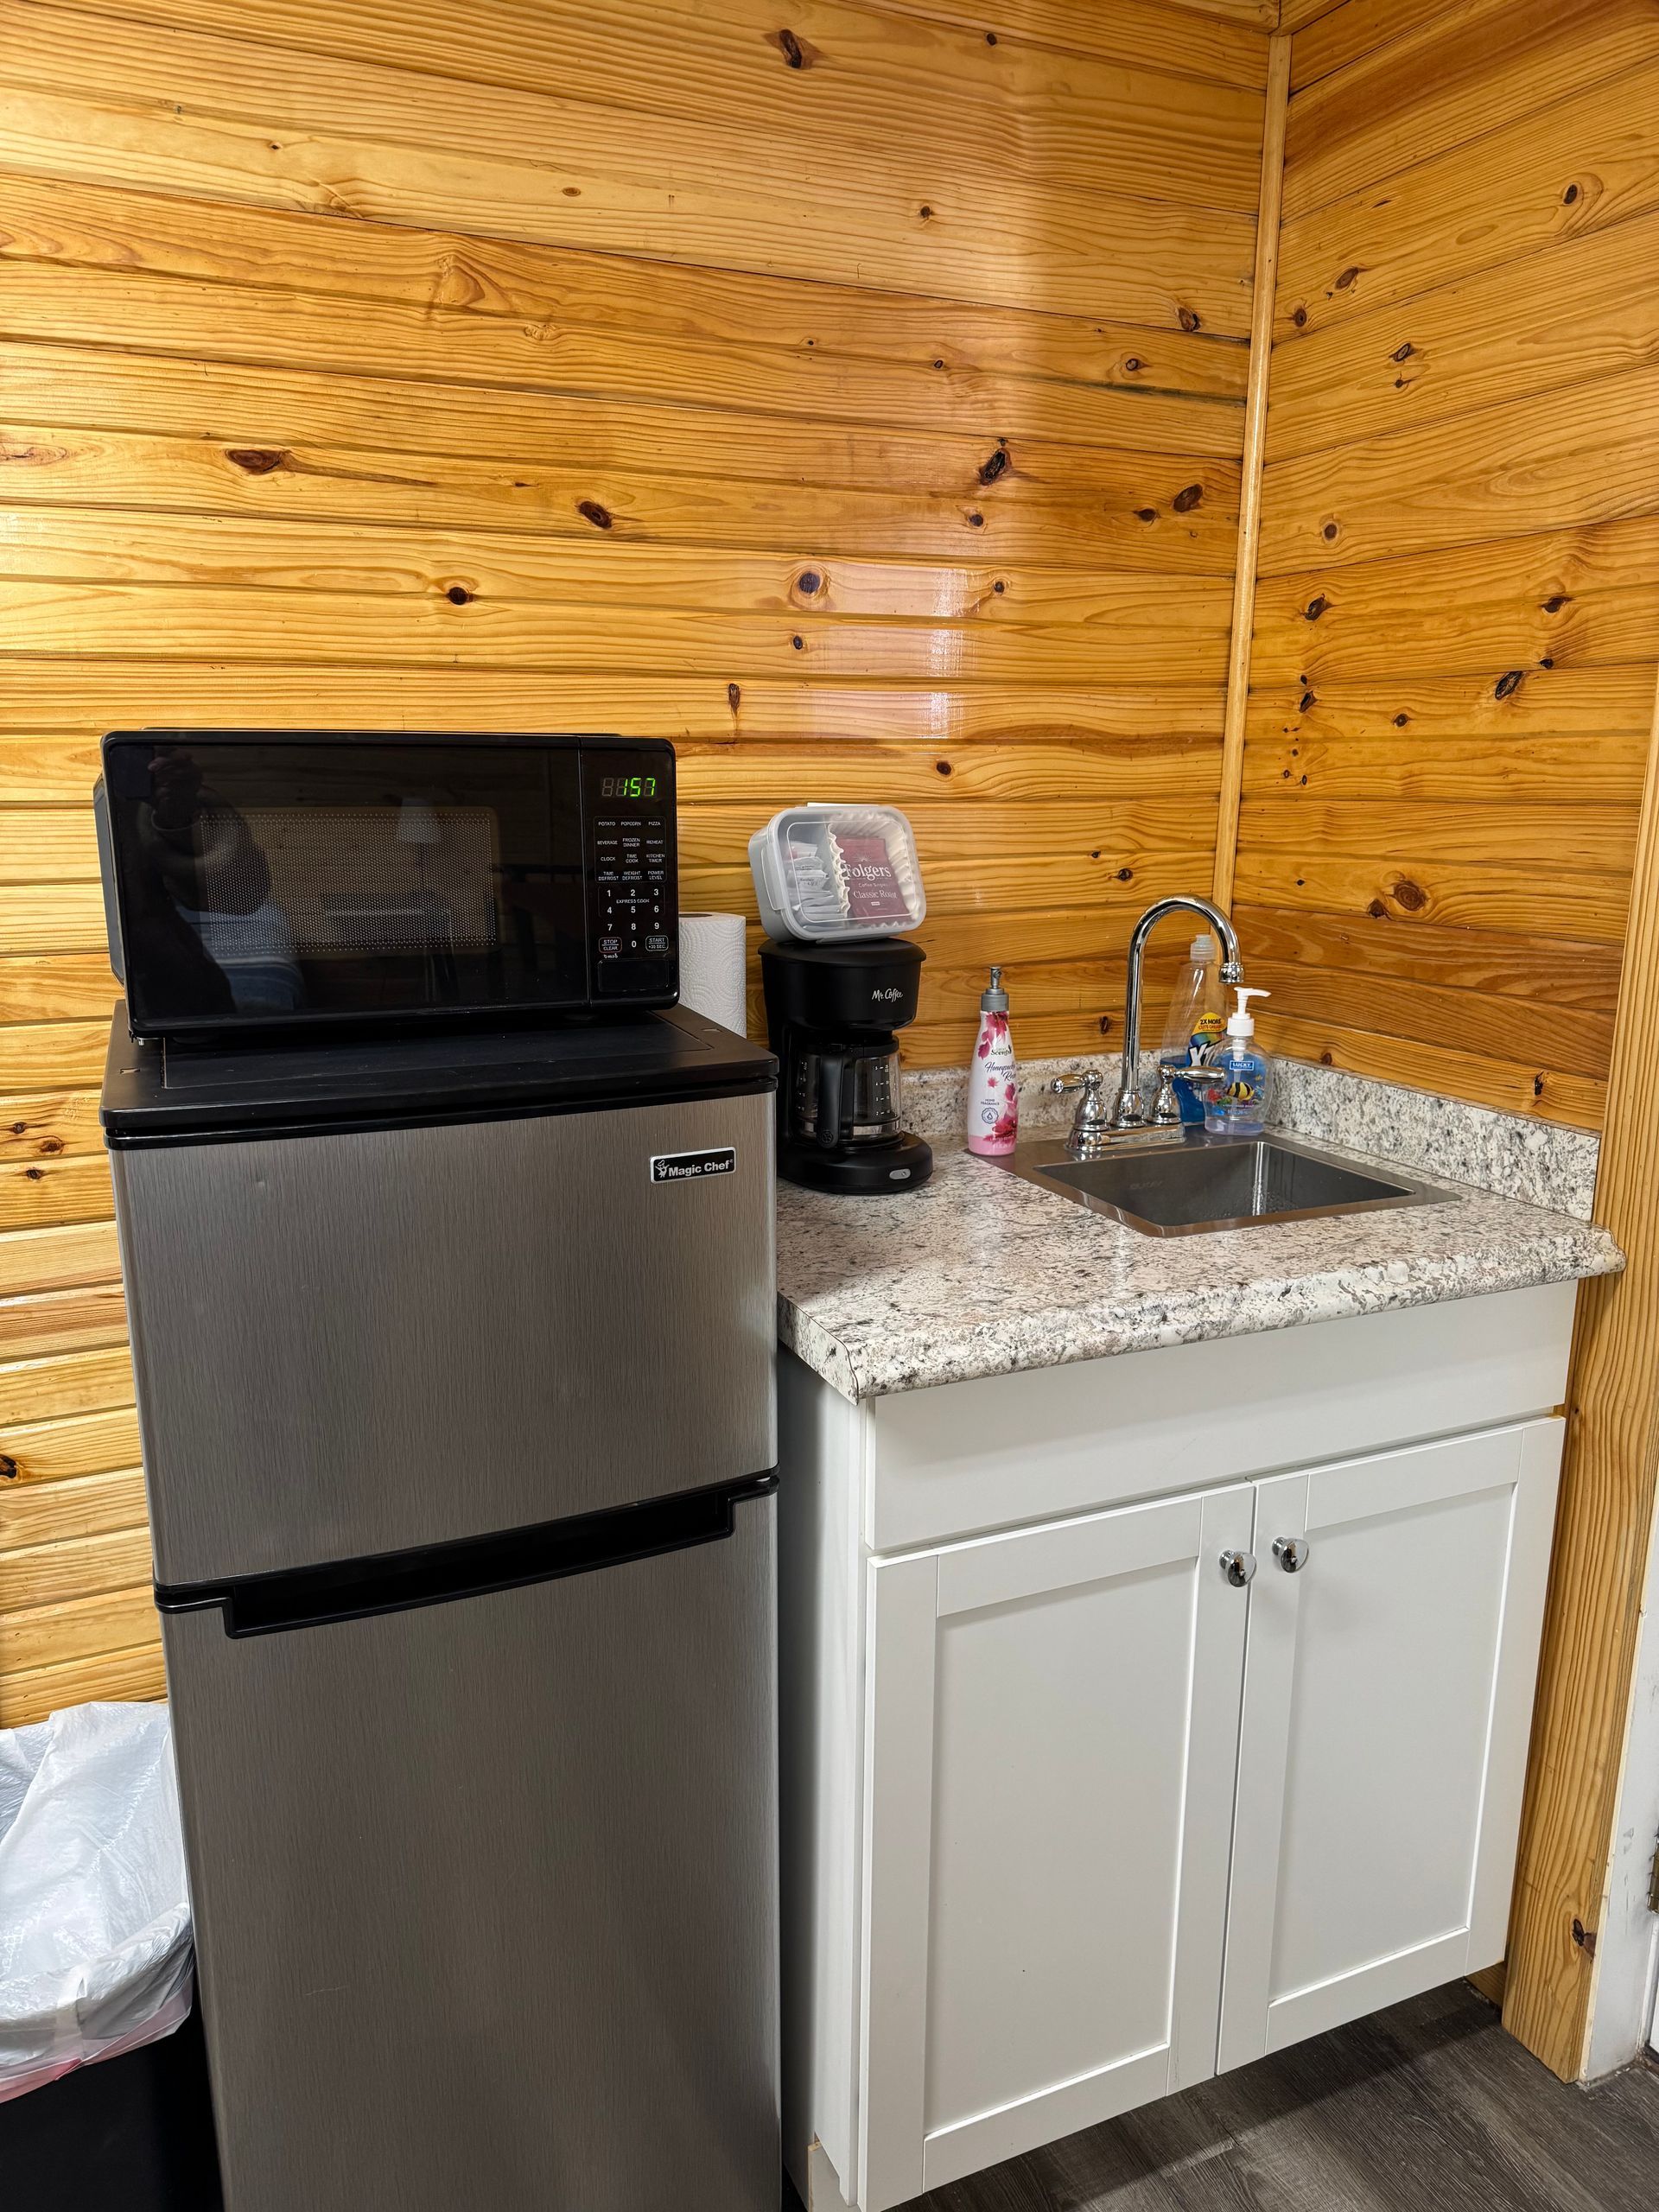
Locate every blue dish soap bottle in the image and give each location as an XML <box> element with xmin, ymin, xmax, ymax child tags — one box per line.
<box><xmin>1205</xmin><ymin>987</ymin><xmax>1272</xmax><ymax>1135</ymax></box>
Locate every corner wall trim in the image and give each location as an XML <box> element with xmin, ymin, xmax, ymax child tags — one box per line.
<box><xmin>1212</xmin><ymin>31</ymin><xmax>1290</xmax><ymax>914</ymax></box>
<box><xmin>1503</xmin><ymin>663</ymin><xmax>1659</xmax><ymax>2079</ymax></box>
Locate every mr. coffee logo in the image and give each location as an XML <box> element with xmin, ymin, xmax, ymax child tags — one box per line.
<box><xmin>871</xmin><ymin>986</ymin><xmax>904</xmax><ymax>1003</ymax></box>
<box><xmin>650</xmin><ymin>1147</ymin><xmax>737</xmax><ymax>1184</ymax></box>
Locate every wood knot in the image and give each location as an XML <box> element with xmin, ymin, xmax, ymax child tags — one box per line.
<box><xmin>1322</xmin><ymin>520</ymin><xmax>1339</xmax><ymax>541</ymax></box>
<box><xmin>1291</xmin><ymin>305</ymin><xmax>1308</xmax><ymax>328</ymax></box>
<box><xmin>0</xmin><ymin>1455</ymin><xmax>17</xmax><ymax>1482</ymax></box>
<box><xmin>23</xmin><ymin>1166</ymin><xmax>45</xmax><ymax>1181</ymax></box>
<box><xmin>1541</xmin><ymin>594</ymin><xmax>1568</xmax><ymax>613</ymax></box>
<box><xmin>1123</xmin><ymin>356</ymin><xmax>1141</xmax><ymax>372</ymax></box>
<box><xmin>966</xmin><ymin>510</ymin><xmax>984</xmax><ymax>527</ymax></box>
<box><xmin>777</xmin><ymin>28</ymin><xmax>805</xmax><ymax>67</ymax></box>
<box><xmin>1367</xmin><ymin>899</ymin><xmax>1388</xmax><ymax>918</ymax></box>
<box><xmin>1335</xmin><ymin>264</ymin><xmax>1360</xmax><ymax>290</ymax></box>
<box><xmin>992</xmin><ymin>579</ymin><xmax>1005</xmax><ymax>594</ymax></box>
<box><xmin>576</xmin><ymin>499</ymin><xmax>613</xmax><ymax>530</ymax></box>
<box><xmin>1304</xmin><ymin>594</ymin><xmax>1328</xmax><ymax>621</ymax></box>
<box><xmin>1562</xmin><ymin>181</ymin><xmax>1580</xmax><ymax>206</ymax></box>
<box><xmin>727</xmin><ymin>682</ymin><xmax>741</xmax><ymax>712</ymax></box>
<box><xmin>791</xmin><ymin>633</ymin><xmax>804</xmax><ymax>650</ymax></box>
<box><xmin>1299</xmin><ymin>690</ymin><xmax>1315</xmax><ymax>711</ymax></box>
<box><xmin>1393</xmin><ymin>712</ymin><xmax>1409</xmax><ymax>727</ymax></box>
<box><xmin>226</xmin><ymin>448</ymin><xmax>285</xmax><ymax>474</ymax></box>
<box><xmin>1391</xmin><ymin>879</ymin><xmax>1427</xmax><ymax>912</ymax></box>
<box><xmin>1391</xmin><ymin>342</ymin><xmax>1414</xmax><ymax>364</ymax></box>
<box><xmin>977</xmin><ymin>447</ymin><xmax>1010</xmax><ymax>486</ymax></box>
<box><xmin>445</xmin><ymin>584</ymin><xmax>471</xmax><ymax>605</ymax></box>
<box><xmin>1172</xmin><ymin>483</ymin><xmax>1203</xmax><ymax>513</ymax></box>
<box><xmin>1494</xmin><ymin>669</ymin><xmax>1526</xmax><ymax>700</ymax></box>
<box><xmin>1116</xmin><ymin>865</ymin><xmax>1132</xmax><ymax>881</ymax></box>
<box><xmin>918</xmin><ymin>204</ymin><xmax>933</xmax><ymax>221</ymax></box>
<box><xmin>796</xmin><ymin>569</ymin><xmax>822</xmax><ymax>595</ymax></box>
<box><xmin>935</xmin><ymin>758</ymin><xmax>952</xmax><ymax>775</ymax></box>
<box><xmin>1134</xmin><ymin>506</ymin><xmax>1158</xmax><ymax>523</ymax></box>
<box><xmin>38</xmin><ymin>1136</ymin><xmax>63</xmax><ymax>1155</ymax></box>
<box><xmin>1177</xmin><ymin>307</ymin><xmax>1201</xmax><ymax>332</ymax></box>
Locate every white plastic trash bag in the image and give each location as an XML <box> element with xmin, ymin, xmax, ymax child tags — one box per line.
<box><xmin>0</xmin><ymin>1700</ymin><xmax>193</xmax><ymax>2102</ymax></box>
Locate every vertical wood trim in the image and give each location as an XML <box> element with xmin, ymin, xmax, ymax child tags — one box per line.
<box><xmin>1213</xmin><ymin>32</ymin><xmax>1291</xmax><ymax>912</ymax></box>
<box><xmin>1503</xmin><ymin>666</ymin><xmax>1659</xmax><ymax>2080</ymax></box>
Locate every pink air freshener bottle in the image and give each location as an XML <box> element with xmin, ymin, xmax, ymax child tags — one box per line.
<box><xmin>966</xmin><ymin>965</ymin><xmax>1019</xmax><ymax>1156</ymax></box>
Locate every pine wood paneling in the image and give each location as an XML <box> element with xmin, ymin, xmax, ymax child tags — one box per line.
<box><xmin>1268</xmin><ymin>209</ymin><xmax>1659</xmax><ymax>463</ymax></box>
<box><xmin>1282</xmin><ymin>0</ymin><xmax>1659</xmax><ymax>222</ymax></box>
<box><xmin>1276</xmin><ymin>64</ymin><xmax>1659</xmax><ymax>342</ymax></box>
<box><xmin>0</xmin><ymin>5</ymin><xmax>1261</xmax><ymax>327</ymax></box>
<box><xmin>1243</xmin><ymin>0</ymin><xmax>1659</xmax><ymax>1133</ymax></box>
<box><xmin>1259</xmin><ymin>369</ymin><xmax>1659</xmax><ymax>575</ymax></box>
<box><xmin>0</xmin><ymin>0</ymin><xmax>1268</xmax><ymax>1716</ymax></box>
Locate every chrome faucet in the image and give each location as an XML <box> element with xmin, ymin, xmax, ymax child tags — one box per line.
<box><xmin>1112</xmin><ymin>896</ymin><xmax>1243</xmax><ymax>1131</ymax></box>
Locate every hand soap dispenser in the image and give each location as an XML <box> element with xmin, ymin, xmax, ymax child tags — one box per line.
<box><xmin>966</xmin><ymin>964</ymin><xmax>1018</xmax><ymax>1156</ymax></box>
<box><xmin>1204</xmin><ymin>986</ymin><xmax>1271</xmax><ymax>1136</ymax></box>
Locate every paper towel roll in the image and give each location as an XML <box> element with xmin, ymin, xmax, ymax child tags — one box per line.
<box><xmin>678</xmin><ymin>912</ymin><xmax>747</xmax><ymax>1037</ymax></box>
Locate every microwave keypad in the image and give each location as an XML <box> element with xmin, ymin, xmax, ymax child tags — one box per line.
<box><xmin>593</xmin><ymin>816</ymin><xmax>670</xmax><ymax>962</ymax></box>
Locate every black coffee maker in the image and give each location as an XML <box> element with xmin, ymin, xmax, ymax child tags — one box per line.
<box><xmin>760</xmin><ymin>938</ymin><xmax>934</xmax><ymax>1195</ymax></box>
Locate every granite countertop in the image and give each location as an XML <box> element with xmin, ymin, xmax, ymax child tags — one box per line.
<box><xmin>776</xmin><ymin>1131</ymin><xmax>1624</xmax><ymax>1404</ymax></box>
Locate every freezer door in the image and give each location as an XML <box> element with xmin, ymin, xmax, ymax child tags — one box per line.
<box><xmin>114</xmin><ymin>1090</ymin><xmax>774</xmax><ymax>1584</ymax></box>
<box><xmin>164</xmin><ymin>1492</ymin><xmax>779</xmax><ymax>2212</ymax></box>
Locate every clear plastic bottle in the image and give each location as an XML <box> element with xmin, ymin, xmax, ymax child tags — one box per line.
<box><xmin>1160</xmin><ymin>932</ymin><xmax>1226</xmax><ymax>1127</ymax></box>
<box><xmin>966</xmin><ymin>965</ymin><xmax>1018</xmax><ymax>1156</ymax></box>
<box><xmin>1205</xmin><ymin>987</ymin><xmax>1272</xmax><ymax>1135</ymax></box>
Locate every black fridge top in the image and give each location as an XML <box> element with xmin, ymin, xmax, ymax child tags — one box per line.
<box><xmin>100</xmin><ymin>1003</ymin><xmax>776</xmax><ymax>1146</ymax></box>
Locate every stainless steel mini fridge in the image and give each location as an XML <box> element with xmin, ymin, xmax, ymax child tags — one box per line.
<box><xmin>101</xmin><ymin>1006</ymin><xmax>781</xmax><ymax>2212</ymax></box>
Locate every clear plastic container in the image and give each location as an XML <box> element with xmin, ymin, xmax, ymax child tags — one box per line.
<box><xmin>748</xmin><ymin>805</ymin><xmax>926</xmax><ymax>943</ymax></box>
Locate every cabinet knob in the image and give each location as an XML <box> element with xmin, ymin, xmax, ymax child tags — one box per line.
<box><xmin>1272</xmin><ymin>1536</ymin><xmax>1310</xmax><ymax>1573</ymax></box>
<box><xmin>1219</xmin><ymin>1548</ymin><xmax>1257</xmax><ymax>1588</ymax></box>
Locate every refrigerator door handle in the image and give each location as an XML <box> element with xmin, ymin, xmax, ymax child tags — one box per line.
<box><xmin>156</xmin><ymin>1472</ymin><xmax>777</xmax><ymax>1639</ymax></box>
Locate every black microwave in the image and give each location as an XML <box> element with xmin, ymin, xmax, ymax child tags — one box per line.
<box><xmin>95</xmin><ymin>731</ymin><xmax>678</xmax><ymax>1039</ymax></box>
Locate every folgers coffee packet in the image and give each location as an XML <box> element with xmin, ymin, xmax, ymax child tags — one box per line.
<box><xmin>834</xmin><ymin>831</ymin><xmax>913</xmax><ymax>925</ymax></box>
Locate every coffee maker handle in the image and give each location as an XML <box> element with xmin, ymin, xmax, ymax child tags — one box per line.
<box><xmin>816</xmin><ymin>1052</ymin><xmax>846</xmax><ymax>1152</ymax></box>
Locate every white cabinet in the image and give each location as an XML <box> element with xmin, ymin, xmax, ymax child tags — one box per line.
<box><xmin>856</xmin><ymin>1486</ymin><xmax>1255</xmax><ymax>2210</ymax></box>
<box><xmin>779</xmin><ymin>1293</ymin><xmax>1577</xmax><ymax>2212</ymax></box>
<box><xmin>1218</xmin><ymin>1421</ymin><xmax>1560</xmax><ymax>2071</ymax></box>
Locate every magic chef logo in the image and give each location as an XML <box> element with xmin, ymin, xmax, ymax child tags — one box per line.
<box><xmin>650</xmin><ymin>1147</ymin><xmax>737</xmax><ymax>1183</ymax></box>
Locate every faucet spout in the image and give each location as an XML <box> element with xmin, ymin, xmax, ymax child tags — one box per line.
<box><xmin>1113</xmin><ymin>895</ymin><xmax>1243</xmax><ymax>1131</ymax></box>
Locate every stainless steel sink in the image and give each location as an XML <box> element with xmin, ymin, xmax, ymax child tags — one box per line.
<box><xmin>993</xmin><ymin>1132</ymin><xmax>1454</xmax><ymax>1238</ymax></box>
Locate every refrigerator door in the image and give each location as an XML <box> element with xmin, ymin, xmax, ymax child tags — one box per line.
<box><xmin>163</xmin><ymin>1491</ymin><xmax>779</xmax><ymax>2212</ymax></box>
<box><xmin>115</xmin><ymin>1089</ymin><xmax>774</xmax><ymax>1585</ymax></box>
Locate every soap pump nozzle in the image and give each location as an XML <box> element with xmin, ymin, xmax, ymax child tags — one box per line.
<box><xmin>980</xmin><ymin>964</ymin><xmax>1009</xmax><ymax>1014</ymax></box>
<box><xmin>1227</xmin><ymin>985</ymin><xmax>1269</xmax><ymax>1038</ymax></box>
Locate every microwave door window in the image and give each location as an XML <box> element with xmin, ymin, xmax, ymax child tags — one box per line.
<box><xmin>110</xmin><ymin>741</ymin><xmax>588</xmax><ymax>1029</ymax></box>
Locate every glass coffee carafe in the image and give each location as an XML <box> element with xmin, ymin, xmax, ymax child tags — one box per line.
<box><xmin>791</xmin><ymin>1041</ymin><xmax>903</xmax><ymax>1150</ymax></box>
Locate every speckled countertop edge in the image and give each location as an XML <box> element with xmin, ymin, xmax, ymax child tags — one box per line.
<box><xmin>776</xmin><ymin>1129</ymin><xmax>1623</xmax><ymax>1404</ymax></box>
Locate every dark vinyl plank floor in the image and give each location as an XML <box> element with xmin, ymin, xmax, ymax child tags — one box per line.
<box><xmin>900</xmin><ymin>1984</ymin><xmax>1659</xmax><ymax>2212</ymax></box>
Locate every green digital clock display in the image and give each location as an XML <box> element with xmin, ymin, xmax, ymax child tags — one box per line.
<box><xmin>601</xmin><ymin>775</ymin><xmax>658</xmax><ymax>800</ymax></box>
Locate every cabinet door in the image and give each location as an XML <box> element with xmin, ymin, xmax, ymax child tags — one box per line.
<box><xmin>1218</xmin><ymin>1420</ymin><xmax>1562</xmax><ymax>2074</ymax></box>
<box><xmin>857</xmin><ymin>1484</ymin><xmax>1254</xmax><ymax>2212</ymax></box>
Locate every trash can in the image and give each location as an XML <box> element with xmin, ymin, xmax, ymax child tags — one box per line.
<box><xmin>0</xmin><ymin>1700</ymin><xmax>221</xmax><ymax>2209</ymax></box>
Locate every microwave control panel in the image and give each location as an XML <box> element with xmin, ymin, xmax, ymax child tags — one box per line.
<box><xmin>582</xmin><ymin>747</ymin><xmax>677</xmax><ymax>1001</ymax></box>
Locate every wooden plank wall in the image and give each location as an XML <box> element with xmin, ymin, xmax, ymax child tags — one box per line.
<box><xmin>0</xmin><ymin>0</ymin><xmax>1268</xmax><ymax>1723</ymax></box>
<box><xmin>1238</xmin><ymin>0</ymin><xmax>1659</xmax><ymax>1128</ymax></box>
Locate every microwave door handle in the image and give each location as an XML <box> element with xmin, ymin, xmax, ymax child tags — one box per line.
<box><xmin>816</xmin><ymin>1052</ymin><xmax>846</xmax><ymax>1151</ymax></box>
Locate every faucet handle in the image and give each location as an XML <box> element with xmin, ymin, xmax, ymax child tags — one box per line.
<box><xmin>1152</xmin><ymin>1059</ymin><xmax>1220</xmax><ymax>1124</ymax></box>
<box><xmin>1050</xmin><ymin>1071</ymin><xmax>1111</xmax><ymax>1159</ymax></box>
